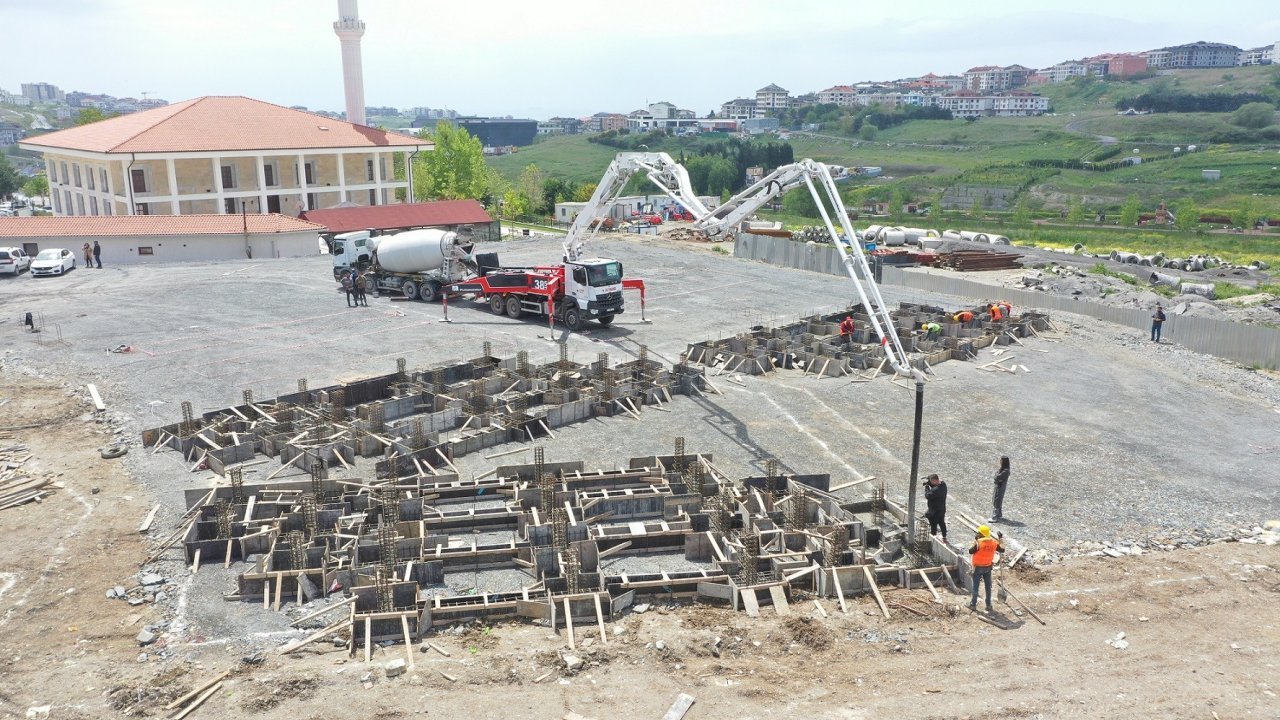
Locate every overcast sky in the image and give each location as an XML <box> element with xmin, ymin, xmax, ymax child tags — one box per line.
<box><xmin>3</xmin><ymin>0</ymin><xmax>1278</xmax><ymax>119</ymax></box>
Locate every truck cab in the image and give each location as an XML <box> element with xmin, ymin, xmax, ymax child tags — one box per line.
<box><xmin>564</xmin><ymin>258</ymin><xmax>625</xmax><ymax>322</ymax></box>
<box><xmin>331</xmin><ymin>230</ymin><xmax>374</xmax><ymax>279</ymax></box>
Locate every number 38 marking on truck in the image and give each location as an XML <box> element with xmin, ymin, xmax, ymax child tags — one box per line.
<box><xmin>533</xmin><ymin>279</ymin><xmax>548</xmax><ymax>290</ymax></box>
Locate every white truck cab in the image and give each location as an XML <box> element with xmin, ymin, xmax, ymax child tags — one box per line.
<box><xmin>564</xmin><ymin>258</ymin><xmax>625</xmax><ymax>319</ymax></box>
<box><xmin>331</xmin><ymin>230</ymin><xmax>374</xmax><ymax>278</ymax></box>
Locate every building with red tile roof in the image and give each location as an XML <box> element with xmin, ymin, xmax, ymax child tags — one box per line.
<box><xmin>301</xmin><ymin>199</ymin><xmax>493</xmax><ymax>235</ymax></box>
<box><xmin>19</xmin><ymin>96</ymin><xmax>432</xmax><ymax>220</ymax></box>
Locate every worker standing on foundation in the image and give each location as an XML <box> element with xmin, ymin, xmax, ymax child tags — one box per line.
<box><xmin>953</xmin><ymin>310</ymin><xmax>974</xmax><ymax>327</ymax></box>
<box><xmin>968</xmin><ymin>525</ymin><xmax>1005</xmax><ymax>612</ymax></box>
<box><xmin>991</xmin><ymin>456</ymin><xmax>1010</xmax><ymax>522</ymax></box>
<box><xmin>921</xmin><ymin>321</ymin><xmax>942</xmax><ymax>341</ymax></box>
<box><xmin>923</xmin><ymin>473</ymin><xmax>948</xmax><ymax>544</ymax></box>
<box><xmin>839</xmin><ymin>314</ymin><xmax>856</xmax><ymax>340</ymax></box>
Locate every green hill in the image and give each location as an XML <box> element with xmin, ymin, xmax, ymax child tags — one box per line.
<box><xmin>486</xmin><ymin>135</ymin><xmax>618</xmax><ymax>185</ymax></box>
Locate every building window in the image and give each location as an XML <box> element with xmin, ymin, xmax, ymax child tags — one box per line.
<box><xmin>52</xmin><ymin>193</ymin><xmax>61</xmax><ymax>213</ymax></box>
<box><xmin>47</xmin><ymin>162</ymin><xmax>56</xmax><ymax>182</ymax></box>
<box><xmin>379</xmin><ymin>157</ymin><xmax>386</xmax><ymax>181</ymax></box>
<box><xmin>304</xmin><ymin>162</ymin><xmax>316</xmax><ymax>185</ymax></box>
<box><xmin>263</xmin><ymin>162</ymin><xmax>278</xmax><ymax>187</ymax></box>
<box><xmin>86</xmin><ymin>166</ymin><xmax>95</xmax><ymax>190</ymax></box>
<box><xmin>368</xmin><ymin>189</ymin><xmax>377</xmax><ymax>206</ymax></box>
<box><xmin>138</xmin><ymin>246</ymin><xmax>154</xmax><ymax>256</ymax></box>
<box><xmin>366</xmin><ymin>159</ymin><xmax>375</xmax><ymax>182</ymax></box>
<box><xmin>307</xmin><ymin>192</ymin><xmax>319</xmax><ymax>210</ymax></box>
<box><xmin>90</xmin><ymin>197</ymin><xmax>99</xmax><ymax>215</ymax></box>
<box><xmin>221</xmin><ymin>165</ymin><xmax>238</xmax><ymax>190</ymax></box>
<box><xmin>100</xmin><ymin>168</ymin><xmax>109</xmax><ymax>192</ymax></box>
<box><xmin>64</xmin><ymin>190</ymin><xmax>73</xmax><ymax>214</ymax></box>
<box><xmin>73</xmin><ymin>165</ymin><xmax>82</xmax><ymax>188</ymax></box>
<box><xmin>76</xmin><ymin>195</ymin><xmax>85</xmax><ymax>215</ymax></box>
<box><xmin>224</xmin><ymin>198</ymin><xmax>237</xmax><ymax>214</ymax></box>
<box><xmin>60</xmin><ymin>162</ymin><xmax>68</xmax><ymax>184</ymax></box>
<box><xmin>130</xmin><ymin>168</ymin><xmax>149</xmax><ymax>193</ymax></box>
<box><xmin>136</xmin><ymin>203</ymin><xmax>150</xmax><ymax>215</ymax></box>
<box><xmin>103</xmin><ymin>202</ymin><xmax>112</xmax><ymax>216</ymax></box>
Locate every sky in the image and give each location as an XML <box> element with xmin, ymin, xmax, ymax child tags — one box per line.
<box><xmin>2</xmin><ymin>0</ymin><xmax>1279</xmax><ymax>119</ymax></box>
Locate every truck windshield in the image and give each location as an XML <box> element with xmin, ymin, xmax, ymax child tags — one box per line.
<box><xmin>586</xmin><ymin>262</ymin><xmax>622</xmax><ymax>287</ymax></box>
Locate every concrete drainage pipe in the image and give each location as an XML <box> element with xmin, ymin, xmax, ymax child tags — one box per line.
<box><xmin>1149</xmin><ymin>271</ymin><xmax>1182</xmax><ymax>289</ymax></box>
<box><xmin>1180</xmin><ymin>283</ymin><xmax>1216</xmax><ymax>299</ymax></box>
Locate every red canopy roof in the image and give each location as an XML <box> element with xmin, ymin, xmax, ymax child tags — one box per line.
<box><xmin>301</xmin><ymin>200</ymin><xmax>493</xmax><ymax>234</ymax></box>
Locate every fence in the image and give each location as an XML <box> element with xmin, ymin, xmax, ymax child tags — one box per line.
<box><xmin>734</xmin><ymin>233</ymin><xmax>1280</xmax><ymax>369</ymax></box>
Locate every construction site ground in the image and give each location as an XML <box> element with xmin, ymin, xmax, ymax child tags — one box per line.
<box><xmin>1</xmin><ymin>233</ymin><xmax>1277</xmax><ymax>719</ymax></box>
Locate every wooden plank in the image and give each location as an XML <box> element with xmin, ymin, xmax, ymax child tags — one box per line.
<box><xmin>137</xmin><ymin>503</ymin><xmax>161</xmax><ymax>533</ymax></box>
<box><xmin>426</xmin><ymin>641</ymin><xmax>451</xmax><ymax>657</ymax></box>
<box><xmin>812</xmin><ymin>599</ymin><xmax>828</xmax><ymax>618</ymax></box>
<box><xmin>592</xmin><ymin>593</ymin><xmax>608</xmax><ymax>644</ymax></box>
<box><xmin>278</xmin><ymin>618</ymin><xmax>348</xmax><ymax>654</ymax></box>
<box><xmin>563</xmin><ymin>598</ymin><xmax>576</xmax><ymax>649</ymax></box>
<box><xmin>273</xmin><ymin>572</ymin><xmax>284</xmax><ymax>611</ymax></box>
<box><xmin>289</xmin><ymin>596</ymin><xmax>356</xmax><ymax>627</ymax></box>
<box><xmin>364</xmin><ymin>616</ymin><xmax>372</xmax><ymax>662</ymax></box>
<box><xmin>863</xmin><ymin>565</ymin><xmax>890</xmax><ymax>619</ymax></box>
<box><xmin>165</xmin><ymin>670</ymin><xmax>231</xmax><ymax>710</ymax></box>
<box><xmin>171</xmin><ymin>681</ymin><xmax>222</xmax><ymax>720</ymax></box>
<box><xmin>662</xmin><ymin>693</ymin><xmax>696</xmax><ymax>720</ymax></box>
<box><xmin>768</xmin><ymin>586</ymin><xmax>791</xmax><ymax>616</ymax></box>
<box><xmin>830</xmin><ymin>567</ymin><xmax>848</xmax><ymax>614</ymax></box>
<box><xmin>401</xmin><ymin>615</ymin><xmax>417</xmax><ymax>669</ymax></box>
<box><xmin>739</xmin><ymin>588</ymin><xmax>760</xmax><ymax>618</ymax></box>
<box><xmin>829</xmin><ymin>476</ymin><xmax>873</xmax><ymax>492</ymax></box>
<box><xmin>940</xmin><ymin>565</ymin><xmax>960</xmax><ymax>593</ymax></box>
<box><xmin>917</xmin><ymin>569</ymin><xmax>941</xmax><ymax>601</ymax></box>
<box><xmin>86</xmin><ymin>384</ymin><xmax>106</xmax><ymax>411</ymax></box>
<box><xmin>190</xmin><ymin>548</ymin><xmax>201</xmax><ymax>576</ymax></box>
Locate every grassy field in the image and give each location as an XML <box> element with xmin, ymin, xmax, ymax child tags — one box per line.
<box><xmin>1037</xmin><ymin>65</ymin><xmax>1280</xmax><ymax>113</ymax></box>
<box><xmin>486</xmin><ymin>135</ymin><xmax>618</xmax><ymax>184</ymax></box>
<box><xmin>1069</xmin><ymin>112</ymin><xmax>1241</xmax><ymax>144</ymax></box>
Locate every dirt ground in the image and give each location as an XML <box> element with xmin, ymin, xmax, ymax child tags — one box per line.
<box><xmin>1</xmin><ymin>377</ymin><xmax>1277</xmax><ymax>719</ymax></box>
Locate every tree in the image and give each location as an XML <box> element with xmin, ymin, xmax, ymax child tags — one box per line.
<box><xmin>412</xmin><ymin>121</ymin><xmax>487</xmax><ymax>201</ymax></box>
<box><xmin>0</xmin><ymin>155</ymin><xmax>20</xmax><ymax>198</ymax></box>
<box><xmin>516</xmin><ymin>164</ymin><xmax>545</xmax><ymax>218</ymax></box>
<box><xmin>74</xmin><ymin>108</ymin><xmax>118</xmax><ymax>125</ymax></box>
<box><xmin>1119</xmin><ymin>195</ymin><xmax>1141</xmax><ymax>226</ymax></box>
<box><xmin>1174</xmin><ymin>199</ymin><xmax>1199</xmax><ymax>232</ymax></box>
<box><xmin>1065</xmin><ymin>197</ymin><xmax>1086</xmax><ymax>225</ymax></box>
<box><xmin>573</xmin><ymin>182</ymin><xmax>597</xmax><ymax>202</ymax></box>
<box><xmin>782</xmin><ymin>186</ymin><xmax>820</xmax><ymax>218</ymax></box>
<box><xmin>858</xmin><ymin>123</ymin><xmax>878</xmax><ymax>141</ymax></box>
<box><xmin>541</xmin><ymin>177</ymin><xmax>575</xmax><ymax>215</ymax></box>
<box><xmin>1232</xmin><ymin>197</ymin><xmax>1257</xmax><ymax>227</ymax></box>
<box><xmin>1229</xmin><ymin>102</ymin><xmax>1276</xmax><ymax>129</ymax></box>
<box><xmin>1012</xmin><ymin>198</ymin><xmax>1031</xmax><ymax>225</ymax></box>
<box><xmin>21</xmin><ymin>175</ymin><xmax>48</xmax><ymax>200</ymax></box>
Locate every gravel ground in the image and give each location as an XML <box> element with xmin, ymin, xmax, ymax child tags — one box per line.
<box><xmin>2</xmin><ymin>233</ymin><xmax>1277</xmax><ymax>637</ymax></box>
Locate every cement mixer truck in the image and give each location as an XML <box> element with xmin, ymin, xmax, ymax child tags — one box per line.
<box><xmin>331</xmin><ymin>228</ymin><xmax>480</xmax><ymax>302</ymax></box>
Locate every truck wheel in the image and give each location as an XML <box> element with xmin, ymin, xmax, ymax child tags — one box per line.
<box><xmin>489</xmin><ymin>294</ymin><xmax>507</xmax><ymax>315</ymax></box>
<box><xmin>402</xmin><ymin>281</ymin><xmax>419</xmax><ymax>301</ymax></box>
<box><xmin>597</xmin><ymin>314</ymin><xmax>615</xmax><ymax>327</ymax></box>
<box><xmin>563</xmin><ymin>306</ymin><xmax>583</xmax><ymax>331</ymax></box>
<box><xmin>419</xmin><ymin>281</ymin><xmax>440</xmax><ymax>303</ymax></box>
<box><xmin>505</xmin><ymin>295</ymin><xmax>524</xmax><ymax>318</ymax></box>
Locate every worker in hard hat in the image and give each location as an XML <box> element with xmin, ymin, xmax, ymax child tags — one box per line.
<box><xmin>988</xmin><ymin>303</ymin><xmax>1003</xmax><ymax>322</ymax></box>
<box><xmin>968</xmin><ymin>525</ymin><xmax>1005</xmax><ymax>613</ymax></box>
<box><xmin>921</xmin><ymin>321</ymin><xmax>942</xmax><ymax>340</ymax></box>
<box><xmin>839</xmin><ymin>315</ymin><xmax>856</xmax><ymax>340</ymax></box>
<box><xmin>953</xmin><ymin>310</ymin><xmax>975</xmax><ymax>327</ymax></box>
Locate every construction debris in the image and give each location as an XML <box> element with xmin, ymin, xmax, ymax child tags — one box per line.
<box><xmin>0</xmin><ymin>442</ymin><xmax>54</xmax><ymax>511</ymax></box>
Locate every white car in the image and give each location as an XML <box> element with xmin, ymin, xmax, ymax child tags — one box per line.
<box><xmin>0</xmin><ymin>247</ymin><xmax>31</xmax><ymax>275</ymax></box>
<box><xmin>30</xmin><ymin>248</ymin><xmax>77</xmax><ymax>276</ymax></box>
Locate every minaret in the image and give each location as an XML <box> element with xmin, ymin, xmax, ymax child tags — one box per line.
<box><xmin>333</xmin><ymin>0</ymin><xmax>366</xmax><ymax>126</ymax></box>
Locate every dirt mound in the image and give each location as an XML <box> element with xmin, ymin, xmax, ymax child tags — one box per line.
<box><xmin>782</xmin><ymin>616</ymin><xmax>833</xmax><ymax>650</ymax></box>
<box><xmin>1012</xmin><ymin>563</ymin><xmax>1051</xmax><ymax>584</ymax></box>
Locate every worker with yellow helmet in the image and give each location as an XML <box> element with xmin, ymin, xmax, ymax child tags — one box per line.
<box><xmin>968</xmin><ymin>525</ymin><xmax>1005</xmax><ymax>612</ymax></box>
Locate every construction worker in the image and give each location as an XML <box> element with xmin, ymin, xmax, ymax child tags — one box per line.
<box><xmin>1151</xmin><ymin>303</ymin><xmax>1166</xmax><ymax>342</ymax></box>
<box><xmin>998</xmin><ymin>300</ymin><xmax>1012</xmax><ymax>319</ymax></box>
<box><xmin>953</xmin><ymin>310</ymin><xmax>975</xmax><ymax>327</ymax></box>
<box><xmin>354</xmin><ymin>270</ymin><xmax>369</xmax><ymax>307</ymax></box>
<box><xmin>341</xmin><ymin>269</ymin><xmax>356</xmax><ymax>308</ymax></box>
<box><xmin>923</xmin><ymin>474</ymin><xmax>948</xmax><ymax>544</ymax></box>
<box><xmin>839</xmin><ymin>315</ymin><xmax>856</xmax><ymax>339</ymax></box>
<box><xmin>921</xmin><ymin>321</ymin><xmax>942</xmax><ymax>340</ymax></box>
<box><xmin>992</xmin><ymin>456</ymin><xmax>1010</xmax><ymax>522</ymax></box>
<box><xmin>968</xmin><ymin>525</ymin><xmax>1005</xmax><ymax>612</ymax></box>
<box><xmin>988</xmin><ymin>303</ymin><xmax>1003</xmax><ymax>322</ymax></box>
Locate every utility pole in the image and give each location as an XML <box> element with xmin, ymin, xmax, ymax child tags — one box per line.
<box><xmin>905</xmin><ymin>379</ymin><xmax>925</xmax><ymax>541</ymax></box>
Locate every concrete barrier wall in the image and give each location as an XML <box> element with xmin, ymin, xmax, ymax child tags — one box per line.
<box><xmin>734</xmin><ymin>233</ymin><xmax>1280</xmax><ymax>369</ymax></box>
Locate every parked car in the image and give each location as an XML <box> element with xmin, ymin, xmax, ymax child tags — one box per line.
<box><xmin>30</xmin><ymin>248</ymin><xmax>77</xmax><ymax>276</ymax></box>
<box><xmin>0</xmin><ymin>247</ymin><xmax>31</xmax><ymax>275</ymax></box>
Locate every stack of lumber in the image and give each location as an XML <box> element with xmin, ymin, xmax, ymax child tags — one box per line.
<box><xmin>934</xmin><ymin>250</ymin><xmax>1022</xmax><ymax>271</ymax></box>
<box><xmin>0</xmin><ymin>442</ymin><xmax>52</xmax><ymax>511</ymax></box>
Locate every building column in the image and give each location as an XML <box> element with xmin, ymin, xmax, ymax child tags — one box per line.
<box><xmin>297</xmin><ymin>153</ymin><xmax>308</xmax><ymax>211</ymax></box>
<box><xmin>255</xmin><ymin>154</ymin><xmax>268</xmax><ymax>214</ymax></box>
<box><xmin>405</xmin><ymin>150</ymin><xmax>413</xmax><ymax>203</ymax></box>
<box><xmin>373</xmin><ymin>151</ymin><xmax>383</xmax><ymax>206</ymax></box>
<box><xmin>166</xmin><ymin>158</ymin><xmax>180</xmax><ymax>215</ymax></box>
<box><xmin>213</xmin><ymin>157</ymin><xmax>225</xmax><ymax>213</ymax></box>
<box><xmin>123</xmin><ymin>159</ymin><xmax>134</xmax><ymax>215</ymax></box>
<box><xmin>336</xmin><ymin>152</ymin><xmax>347</xmax><ymax>202</ymax></box>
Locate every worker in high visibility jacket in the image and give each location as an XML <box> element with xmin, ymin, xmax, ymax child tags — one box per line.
<box><xmin>839</xmin><ymin>315</ymin><xmax>856</xmax><ymax>339</ymax></box>
<box><xmin>988</xmin><ymin>303</ymin><xmax>1003</xmax><ymax>322</ymax></box>
<box><xmin>968</xmin><ymin>525</ymin><xmax>1005</xmax><ymax>612</ymax></box>
<box><xmin>921</xmin><ymin>322</ymin><xmax>942</xmax><ymax>340</ymax></box>
<box><xmin>953</xmin><ymin>310</ymin><xmax>975</xmax><ymax>326</ymax></box>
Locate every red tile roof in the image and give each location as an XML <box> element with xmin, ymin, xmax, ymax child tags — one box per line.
<box><xmin>0</xmin><ymin>214</ymin><xmax>325</xmax><ymax>238</ymax></box>
<box><xmin>19</xmin><ymin>96</ymin><xmax>432</xmax><ymax>154</ymax></box>
<box><xmin>300</xmin><ymin>200</ymin><xmax>493</xmax><ymax>234</ymax></box>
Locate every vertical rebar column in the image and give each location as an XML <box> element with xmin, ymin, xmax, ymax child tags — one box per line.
<box><xmin>871</xmin><ymin>481</ymin><xmax>885</xmax><ymax>528</ymax></box>
<box><xmin>563</xmin><ymin>547</ymin><xmax>582</xmax><ymax>594</ymax></box>
<box><xmin>673</xmin><ymin>436</ymin><xmax>686</xmax><ymax>475</ymax></box>
<box><xmin>380</xmin><ymin>482</ymin><xmax>400</xmax><ymax>527</ymax></box>
<box><xmin>297</xmin><ymin>378</ymin><xmax>309</xmax><ymax>406</ymax></box>
<box><xmin>482</xmin><ymin>341</ymin><xmax>492</xmax><ymax>359</ymax></box>
<box><xmin>516</xmin><ymin>351</ymin><xmax>530</xmax><ymax>378</ymax></box>
<box><xmin>378</xmin><ymin>523</ymin><xmax>397</xmax><ymax>578</ymax></box>
<box><xmin>823</xmin><ymin>525</ymin><xmax>849</xmax><ymax>568</ymax></box>
<box><xmin>180</xmin><ymin>401</ymin><xmax>194</xmax><ymax>437</ymax></box>
<box><xmin>368</xmin><ymin>403</ymin><xmax>385</xmax><ymax>433</ymax></box>
<box><xmin>738</xmin><ymin>535</ymin><xmax>760</xmax><ymax>586</ymax></box>
<box><xmin>242</xmin><ymin>389</ymin><xmax>253</xmax><ymax>406</ymax></box>
<box><xmin>229</xmin><ymin>466</ymin><xmax>245</xmax><ymax>505</ymax></box>
<box><xmin>301</xmin><ymin>494</ymin><xmax>318</xmax><ymax>538</ymax></box>
<box><xmin>396</xmin><ymin>357</ymin><xmax>407</xmax><ymax>379</ymax></box>
<box><xmin>786</xmin><ymin>487</ymin><xmax>807</xmax><ymax>530</ymax></box>
<box><xmin>214</xmin><ymin>500</ymin><xmax>233</xmax><ymax>540</ymax></box>
<box><xmin>550</xmin><ymin>508</ymin><xmax>568</xmax><ymax>550</ymax></box>
<box><xmin>310</xmin><ymin>461</ymin><xmax>325</xmax><ymax>501</ymax></box>
<box><xmin>412</xmin><ymin>418</ymin><xmax>426</xmax><ymax>448</ymax></box>
<box><xmin>596</xmin><ymin>352</ymin><xmax>609</xmax><ymax>374</ymax></box>
<box><xmin>374</xmin><ymin>567</ymin><xmax>394</xmax><ymax>612</ymax></box>
<box><xmin>766</xmin><ymin>459</ymin><xmax>781</xmax><ymax>499</ymax></box>
<box><xmin>288</xmin><ymin>530</ymin><xmax>307</xmax><ymax>571</ymax></box>
<box><xmin>432</xmin><ymin>368</ymin><xmax>445</xmax><ymax>396</ymax></box>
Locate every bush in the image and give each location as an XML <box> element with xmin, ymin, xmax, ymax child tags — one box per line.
<box><xmin>1231</xmin><ymin>102</ymin><xmax>1277</xmax><ymax>129</ymax></box>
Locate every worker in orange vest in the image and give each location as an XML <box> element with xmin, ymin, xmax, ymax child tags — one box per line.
<box><xmin>968</xmin><ymin>525</ymin><xmax>1005</xmax><ymax>612</ymax></box>
<box><xmin>953</xmin><ymin>310</ymin><xmax>975</xmax><ymax>327</ymax></box>
<box><xmin>988</xmin><ymin>303</ymin><xmax>1003</xmax><ymax>322</ymax></box>
<box><xmin>839</xmin><ymin>315</ymin><xmax>856</xmax><ymax>339</ymax></box>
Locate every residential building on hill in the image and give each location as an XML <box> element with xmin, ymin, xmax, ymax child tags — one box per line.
<box><xmin>817</xmin><ymin>86</ymin><xmax>859</xmax><ymax>107</ymax></box>
<box><xmin>1238</xmin><ymin>42</ymin><xmax>1279</xmax><ymax>66</ymax></box>
<box><xmin>19</xmin><ymin>96</ymin><xmax>431</xmax><ymax>218</ymax></box>
<box><xmin>755</xmin><ymin>84</ymin><xmax>791</xmax><ymax>110</ymax></box>
<box><xmin>719</xmin><ymin>98</ymin><xmax>760</xmax><ymax>120</ymax></box>
<box><xmin>963</xmin><ymin>65</ymin><xmax>1031</xmax><ymax>92</ymax></box>
<box><xmin>1155</xmin><ymin>41</ymin><xmax>1242</xmax><ymax>68</ymax></box>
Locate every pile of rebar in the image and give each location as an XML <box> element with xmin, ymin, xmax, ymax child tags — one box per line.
<box><xmin>933</xmin><ymin>250</ymin><xmax>1023</xmax><ymax>272</ymax></box>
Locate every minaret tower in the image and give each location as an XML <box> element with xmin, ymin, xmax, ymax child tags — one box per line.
<box><xmin>333</xmin><ymin>0</ymin><xmax>367</xmax><ymax>126</ymax></box>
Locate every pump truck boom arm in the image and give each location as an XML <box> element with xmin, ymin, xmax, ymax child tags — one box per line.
<box><xmin>692</xmin><ymin>159</ymin><xmax>921</xmax><ymax>380</ymax></box>
<box><xmin>563</xmin><ymin>152</ymin><xmax>709</xmax><ymax>262</ymax></box>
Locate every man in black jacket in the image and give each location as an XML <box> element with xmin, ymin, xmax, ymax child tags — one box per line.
<box><xmin>924</xmin><ymin>473</ymin><xmax>948</xmax><ymax>544</ymax></box>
